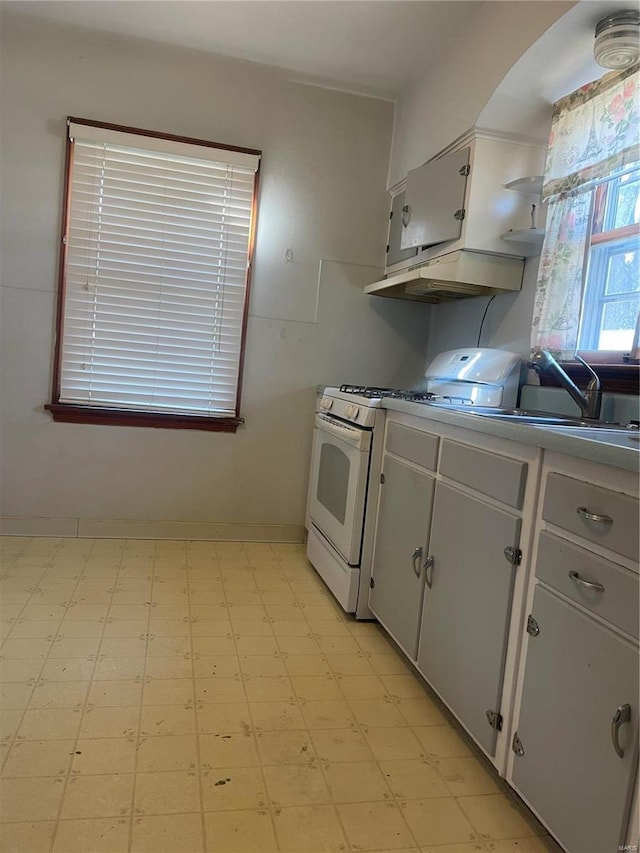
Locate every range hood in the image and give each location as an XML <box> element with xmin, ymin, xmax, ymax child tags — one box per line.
<box><xmin>364</xmin><ymin>249</ymin><xmax>524</xmax><ymax>303</ymax></box>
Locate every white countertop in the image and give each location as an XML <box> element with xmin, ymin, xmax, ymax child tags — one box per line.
<box><xmin>381</xmin><ymin>399</ymin><xmax>640</xmax><ymax>473</ymax></box>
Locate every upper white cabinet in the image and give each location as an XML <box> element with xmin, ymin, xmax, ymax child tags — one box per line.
<box><xmin>386</xmin><ymin>189</ymin><xmax>419</xmax><ymax>267</ymax></box>
<box><xmin>370</xmin><ymin>130</ymin><xmax>546</xmax><ymax>302</ymax></box>
<box><xmin>400</xmin><ymin>147</ymin><xmax>470</xmax><ymax>250</ymax></box>
<box><xmin>402</xmin><ymin>132</ymin><xmax>546</xmax><ymax>267</ymax></box>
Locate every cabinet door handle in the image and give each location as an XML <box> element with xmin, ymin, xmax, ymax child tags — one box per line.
<box><xmin>576</xmin><ymin>506</ymin><xmax>613</xmax><ymax>525</ymax></box>
<box><xmin>611</xmin><ymin>703</ymin><xmax>631</xmax><ymax>758</ymax></box>
<box><xmin>424</xmin><ymin>555</ymin><xmax>434</xmax><ymax>588</ymax></box>
<box><xmin>411</xmin><ymin>547</ymin><xmax>422</xmax><ymax>577</ymax></box>
<box><xmin>401</xmin><ymin>205</ymin><xmax>411</xmax><ymax>228</ymax></box>
<box><xmin>568</xmin><ymin>570</ymin><xmax>605</xmax><ymax>593</ymax></box>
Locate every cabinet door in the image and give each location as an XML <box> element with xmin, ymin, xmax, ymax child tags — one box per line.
<box><xmin>512</xmin><ymin>586</ymin><xmax>638</xmax><ymax>853</ymax></box>
<box><xmin>387</xmin><ymin>190</ymin><xmax>418</xmax><ymax>267</ymax></box>
<box><xmin>417</xmin><ymin>482</ymin><xmax>520</xmax><ymax>754</ymax></box>
<box><xmin>369</xmin><ymin>455</ymin><xmax>435</xmax><ymax>660</ymax></box>
<box><xmin>400</xmin><ymin>147</ymin><xmax>470</xmax><ymax>250</ymax></box>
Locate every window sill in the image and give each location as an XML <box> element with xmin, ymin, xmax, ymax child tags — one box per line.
<box><xmin>45</xmin><ymin>403</ymin><xmax>243</xmax><ymax>432</ymax></box>
<box><xmin>539</xmin><ymin>362</ymin><xmax>639</xmax><ymax>395</ymax></box>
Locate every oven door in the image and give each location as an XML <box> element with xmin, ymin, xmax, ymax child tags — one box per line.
<box><xmin>307</xmin><ymin>412</ymin><xmax>371</xmax><ymax>566</ymax></box>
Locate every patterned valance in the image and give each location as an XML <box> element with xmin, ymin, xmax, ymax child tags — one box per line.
<box><xmin>542</xmin><ymin>65</ymin><xmax>639</xmax><ymax>201</ymax></box>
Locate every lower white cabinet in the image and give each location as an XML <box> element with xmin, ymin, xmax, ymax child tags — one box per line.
<box><xmin>369</xmin><ymin>415</ymin><xmax>533</xmax><ymax>765</ymax></box>
<box><xmin>417</xmin><ymin>482</ymin><xmax>521</xmax><ymax>756</ymax></box>
<box><xmin>369</xmin><ymin>455</ymin><xmax>435</xmax><ymax>659</ymax></box>
<box><xmin>509</xmin><ymin>453</ymin><xmax>640</xmax><ymax>852</ymax></box>
<box><xmin>369</xmin><ymin>417</ymin><xmax>639</xmax><ymax>853</ymax></box>
<box><xmin>511</xmin><ymin>585</ymin><xmax>638</xmax><ymax>853</ymax></box>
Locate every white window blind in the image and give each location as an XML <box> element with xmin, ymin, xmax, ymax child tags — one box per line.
<box><xmin>59</xmin><ymin>122</ymin><xmax>260</xmax><ymax>417</ymax></box>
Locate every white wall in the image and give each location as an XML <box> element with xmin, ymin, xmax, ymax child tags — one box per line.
<box><xmin>0</xmin><ymin>13</ymin><xmax>432</xmax><ymax>540</ymax></box>
<box><xmin>387</xmin><ymin>0</ymin><xmax>576</xmax><ymax>364</ymax></box>
<box><xmin>424</xmin><ymin>258</ymin><xmax>539</xmax><ymax>363</ymax></box>
<box><xmin>388</xmin><ymin>1</ymin><xmax>573</xmax><ymax>187</ymax></box>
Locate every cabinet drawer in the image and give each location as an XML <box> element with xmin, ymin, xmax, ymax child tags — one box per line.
<box><xmin>542</xmin><ymin>474</ymin><xmax>639</xmax><ymax>563</ymax></box>
<box><xmin>385</xmin><ymin>422</ymin><xmax>439</xmax><ymax>471</ymax></box>
<box><xmin>536</xmin><ymin>531</ymin><xmax>639</xmax><ymax>638</ymax></box>
<box><xmin>439</xmin><ymin>439</ymin><xmax>526</xmax><ymax>508</ymax></box>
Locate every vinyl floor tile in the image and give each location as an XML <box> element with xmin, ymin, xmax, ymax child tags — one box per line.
<box><xmin>61</xmin><ymin>773</ymin><xmax>134</xmax><ymax>819</ymax></box>
<box><xmin>71</xmin><ymin>738</ymin><xmax>138</xmax><ymax>775</ymax></box>
<box><xmin>2</xmin><ymin>739</ymin><xmax>74</xmax><ymax>778</ymax></box>
<box><xmin>0</xmin><ymin>820</ymin><xmax>57</xmax><ymax>852</ymax></box>
<box><xmin>380</xmin><ymin>758</ymin><xmax>450</xmax><ymax>800</ymax></box>
<box><xmin>204</xmin><ymin>809</ymin><xmax>277</xmax><ymax>853</ymax></box>
<box><xmin>273</xmin><ymin>804</ymin><xmax>347</xmax><ymax>852</ymax></box>
<box><xmin>133</xmin><ymin>770</ymin><xmax>200</xmax><ymax>816</ymax></box>
<box><xmin>131</xmin><ymin>813</ymin><xmax>204</xmax><ymax>853</ymax></box>
<box><xmin>136</xmin><ymin>734</ymin><xmax>198</xmax><ymax>772</ymax></box>
<box><xmin>18</xmin><ymin>708</ymin><xmax>82</xmax><ymax>741</ymax></box>
<box><xmin>29</xmin><ymin>680</ymin><xmax>89</xmax><ymax>709</ymax></box>
<box><xmin>457</xmin><ymin>794</ymin><xmax>543</xmax><ymax>840</ymax></box>
<box><xmin>0</xmin><ymin>537</ymin><xmax>549</xmax><ymax>853</ymax></box>
<box><xmin>263</xmin><ymin>763</ymin><xmax>331</xmax><ymax>807</ymax></box>
<box><xmin>53</xmin><ymin>817</ymin><xmax>130</xmax><ymax>853</ymax></box>
<box><xmin>256</xmin><ymin>730</ymin><xmax>315</xmax><ymax>766</ymax></box>
<box><xmin>338</xmin><ymin>800</ymin><xmax>416</xmax><ymax>850</ymax></box>
<box><xmin>400</xmin><ymin>798</ymin><xmax>478</xmax><ymax>847</ymax></box>
<box><xmin>201</xmin><ymin>766</ymin><xmax>267</xmax><ymax>811</ymax></box>
<box><xmin>323</xmin><ymin>761</ymin><xmax>392</xmax><ymax>804</ymax></box>
<box><xmin>200</xmin><ymin>732</ymin><xmax>260</xmax><ymax>769</ymax></box>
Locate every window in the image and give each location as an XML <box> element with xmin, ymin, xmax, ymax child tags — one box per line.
<box><xmin>578</xmin><ymin>168</ymin><xmax>640</xmax><ymax>353</ymax></box>
<box><xmin>47</xmin><ymin>118</ymin><xmax>261</xmax><ymax>431</ymax></box>
<box><xmin>531</xmin><ymin>66</ymin><xmax>639</xmax><ymax>375</ymax></box>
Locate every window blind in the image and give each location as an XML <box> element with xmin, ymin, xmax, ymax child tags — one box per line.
<box><xmin>59</xmin><ymin>122</ymin><xmax>260</xmax><ymax>417</ymax></box>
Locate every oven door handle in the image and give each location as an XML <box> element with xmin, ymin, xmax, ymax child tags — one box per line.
<box><xmin>315</xmin><ymin>414</ymin><xmax>367</xmax><ymax>448</ymax></box>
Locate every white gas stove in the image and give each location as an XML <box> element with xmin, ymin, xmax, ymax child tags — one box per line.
<box><xmin>306</xmin><ymin>348</ymin><xmax>523</xmax><ymax>618</ymax></box>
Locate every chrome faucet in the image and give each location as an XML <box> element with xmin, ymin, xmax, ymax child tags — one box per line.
<box><xmin>530</xmin><ymin>351</ymin><xmax>602</xmax><ymax>420</ymax></box>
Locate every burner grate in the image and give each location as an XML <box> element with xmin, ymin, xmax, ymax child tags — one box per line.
<box><xmin>339</xmin><ymin>384</ymin><xmax>437</xmax><ymax>402</ymax></box>
<box><xmin>398</xmin><ymin>391</ymin><xmax>438</xmax><ymax>402</ymax></box>
<box><xmin>339</xmin><ymin>384</ymin><xmax>395</xmax><ymax>398</ymax></box>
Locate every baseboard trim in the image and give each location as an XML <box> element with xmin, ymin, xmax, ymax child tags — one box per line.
<box><xmin>0</xmin><ymin>516</ymin><xmax>79</xmax><ymax>537</ymax></box>
<box><xmin>0</xmin><ymin>516</ymin><xmax>305</xmax><ymax>543</ymax></box>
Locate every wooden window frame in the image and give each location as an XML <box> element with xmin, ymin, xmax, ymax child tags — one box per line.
<box><xmin>45</xmin><ymin>117</ymin><xmax>261</xmax><ymax>432</ymax></box>
<box><xmin>552</xmin><ymin>170</ymin><xmax>640</xmax><ymax>394</ymax></box>
<box><xmin>539</xmin><ymin>361</ymin><xmax>639</xmax><ymax>395</ymax></box>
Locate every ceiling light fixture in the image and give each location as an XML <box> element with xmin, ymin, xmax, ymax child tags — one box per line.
<box><xmin>594</xmin><ymin>9</ymin><xmax>640</xmax><ymax>69</ymax></box>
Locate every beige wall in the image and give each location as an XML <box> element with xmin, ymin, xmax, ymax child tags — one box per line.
<box><xmin>0</xmin><ymin>13</ymin><xmax>432</xmax><ymax>539</ymax></box>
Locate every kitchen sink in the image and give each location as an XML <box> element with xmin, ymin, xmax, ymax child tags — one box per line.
<box><xmin>426</xmin><ymin>403</ymin><xmax>637</xmax><ymax>430</ymax></box>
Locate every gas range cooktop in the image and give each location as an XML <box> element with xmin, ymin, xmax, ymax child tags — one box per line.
<box><xmin>338</xmin><ymin>385</ymin><xmax>438</xmax><ymax>402</ymax></box>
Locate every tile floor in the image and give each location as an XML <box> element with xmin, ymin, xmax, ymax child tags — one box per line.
<box><xmin>0</xmin><ymin>536</ymin><xmax>560</xmax><ymax>853</ymax></box>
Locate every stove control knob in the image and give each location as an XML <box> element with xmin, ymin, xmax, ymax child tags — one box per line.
<box><xmin>319</xmin><ymin>396</ymin><xmax>333</xmax><ymax>411</ymax></box>
<box><xmin>346</xmin><ymin>404</ymin><xmax>360</xmax><ymax>420</ymax></box>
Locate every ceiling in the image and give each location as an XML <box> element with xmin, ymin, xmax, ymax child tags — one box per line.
<box><xmin>1</xmin><ymin>0</ymin><xmax>480</xmax><ymax>99</ymax></box>
<box><xmin>479</xmin><ymin>0</ymin><xmax>638</xmax><ymax>138</ymax></box>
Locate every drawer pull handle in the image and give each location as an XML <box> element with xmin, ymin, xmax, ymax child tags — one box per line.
<box><xmin>576</xmin><ymin>506</ymin><xmax>613</xmax><ymax>525</ymax></box>
<box><xmin>611</xmin><ymin>703</ymin><xmax>631</xmax><ymax>758</ymax></box>
<box><xmin>568</xmin><ymin>571</ymin><xmax>605</xmax><ymax>593</ymax></box>
<box><xmin>411</xmin><ymin>547</ymin><xmax>422</xmax><ymax>578</ymax></box>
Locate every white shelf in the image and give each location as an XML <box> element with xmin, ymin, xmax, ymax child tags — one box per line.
<box><xmin>501</xmin><ymin>228</ymin><xmax>545</xmax><ymax>244</ymax></box>
<box><xmin>504</xmin><ymin>176</ymin><xmax>544</xmax><ymax>194</ymax></box>
<box><xmin>500</xmin><ymin>228</ymin><xmax>545</xmax><ymax>257</ymax></box>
